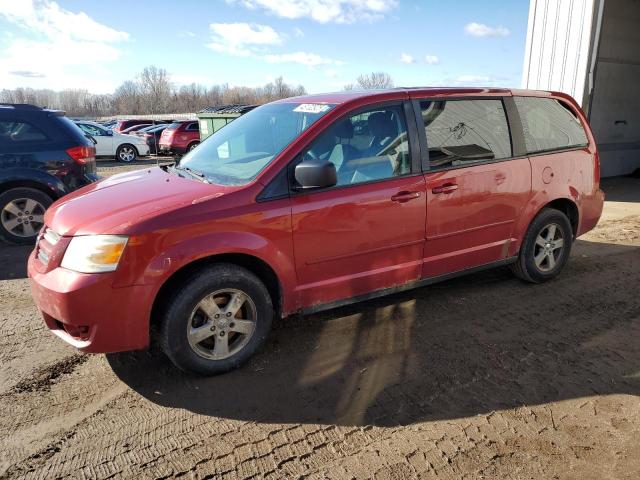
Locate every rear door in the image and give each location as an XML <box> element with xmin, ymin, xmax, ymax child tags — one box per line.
<box><xmin>290</xmin><ymin>102</ymin><xmax>426</xmax><ymax>308</ymax></box>
<box><xmin>412</xmin><ymin>97</ymin><xmax>531</xmax><ymax>277</ymax></box>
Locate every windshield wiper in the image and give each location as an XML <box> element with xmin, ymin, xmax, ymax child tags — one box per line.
<box><xmin>171</xmin><ymin>165</ymin><xmax>210</xmax><ymax>183</ymax></box>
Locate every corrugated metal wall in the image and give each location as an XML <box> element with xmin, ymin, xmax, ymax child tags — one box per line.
<box><xmin>522</xmin><ymin>0</ymin><xmax>598</xmax><ymax>106</ymax></box>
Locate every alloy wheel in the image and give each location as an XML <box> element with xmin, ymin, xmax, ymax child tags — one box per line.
<box><xmin>1</xmin><ymin>198</ymin><xmax>46</xmax><ymax>238</ymax></box>
<box><xmin>533</xmin><ymin>223</ymin><xmax>565</xmax><ymax>272</ymax></box>
<box><xmin>119</xmin><ymin>146</ymin><xmax>135</xmax><ymax>162</ymax></box>
<box><xmin>187</xmin><ymin>289</ymin><xmax>257</xmax><ymax>360</ymax></box>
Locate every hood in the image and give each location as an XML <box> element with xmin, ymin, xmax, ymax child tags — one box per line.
<box><xmin>47</xmin><ymin>167</ymin><xmax>243</xmax><ymax>236</ymax></box>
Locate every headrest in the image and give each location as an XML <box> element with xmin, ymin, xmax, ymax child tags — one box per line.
<box><xmin>331</xmin><ymin>119</ymin><xmax>354</xmax><ymax>139</ymax></box>
<box><xmin>368</xmin><ymin>112</ymin><xmax>396</xmax><ymax>138</ymax></box>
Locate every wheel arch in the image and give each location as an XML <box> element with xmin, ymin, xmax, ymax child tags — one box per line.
<box><xmin>117</xmin><ymin>143</ymin><xmax>139</xmax><ymax>156</ymax></box>
<box><xmin>512</xmin><ymin>194</ymin><xmax>580</xmax><ymax>256</ymax></box>
<box><xmin>545</xmin><ymin>198</ymin><xmax>579</xmax><ymax>237</ymax></box>
<box><xmin>150</xmin><ymin>252</ymin><xmax>283</xmax><ymax>329</ymax></box>
<box><xmin>0</xmin><ymin>178</ymin><xmax>61</xmax><ymax>200</ymax></box>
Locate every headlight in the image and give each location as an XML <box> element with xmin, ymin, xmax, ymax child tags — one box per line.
<box><xmin>61</xmin><ymin>235</ymin><xmax>128</xmax><ymax>273</ymax></box>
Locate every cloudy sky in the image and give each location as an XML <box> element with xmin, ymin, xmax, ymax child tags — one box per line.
<box><xmin>0</xmin><ymin>0</ymin><xmax>530</xmax><ymax>94</ymax></box>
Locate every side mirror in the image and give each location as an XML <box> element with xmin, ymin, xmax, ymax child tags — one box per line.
<box><xmin>106</xmin><ymin>130</ymin><xmax>113</xmax><ymax>136</ymax></box>
<box><xmin>294</xmin><ymin>160</ymin><xmax>337</xmax><ymax>190</ymax></box>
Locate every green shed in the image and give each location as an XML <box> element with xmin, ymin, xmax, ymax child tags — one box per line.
<box><xmin>196</xmin><ymin>104</ymin><xmax>257</xmax><ymax>141</ymax></box>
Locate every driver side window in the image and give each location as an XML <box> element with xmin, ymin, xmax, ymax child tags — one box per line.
<box><xmin>301</xmin><ymin>104</ymin><xmax>411</xmax><ymax>187</ymax></box>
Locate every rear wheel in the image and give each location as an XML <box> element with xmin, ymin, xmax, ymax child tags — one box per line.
<box><xmin>159</xmin><ymin>264</ymin><xmax>273</xmax><ymax>375</ymax></box>
<box><xmin>116</xmin><ymin>144</ymin><xmax>138</xmax><ymax>162</ymax></box>
<box><xmin>187</xmin><ymin>142</ymin><xmax>199</xmax><ymax>152</ymax></box>
<box><xmin>0</xmin><ymin>187</ymin><xmax>52</xmax><ymax>245</ymax></box>
<box><xmin>511</xmin><ymin>208</ymin><xmax>573</xmax><ymax>283</ymax></box>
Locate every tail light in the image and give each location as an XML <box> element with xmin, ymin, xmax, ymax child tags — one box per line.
<box><xmin>66</xmin><ymin>145</ymin><xmax>96</xmax><ymax>165</ymax></box>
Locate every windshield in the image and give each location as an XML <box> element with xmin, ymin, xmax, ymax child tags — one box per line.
<box><xmin>178</xmin><ymin>102</ymin><xmax>335</xmax><ymax>185</ymax></box>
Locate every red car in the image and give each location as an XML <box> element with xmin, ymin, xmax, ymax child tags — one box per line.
<box><xmin>112</xmin><ymin>119</ymin><xmax>160</xmax><ymax>133</ymax></box>
<box><xmin>158</xmin><ymin>121</ymin><xmax>200</xmax><ymax>155</ymax></box>
<box><xmin>28</xmin><ymin>88</ymin><xmax>604</xmax><ymax>375</ymax></box>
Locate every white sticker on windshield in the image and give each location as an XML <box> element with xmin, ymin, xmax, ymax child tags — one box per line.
<box><xmin>293</xmin><ymin>103</ymin><xmax>331</xmax><ymax>114</ymax></box>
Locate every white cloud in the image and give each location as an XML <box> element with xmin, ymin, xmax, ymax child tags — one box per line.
<box><xmin>400</xmin><ymin>53</ymin><xmax>414</xmax><ymax>64</ymax></box>
<box><xmin>424</xmin><ymin>55</ymin><xmax>440</xmax><ymax>65</ymax></box>
<box><xmin>264</xmin><ymin>51</ymin><xmax>340</xmax><ymax>68</ymax></box>
<box><xmin>293</xmin><ymin>27</ymin><xmax>304</xmax><ymax>37</ymax></box>
<box><xmin>207</xmin><ymin>23</ymin><xmax>282</xmax><ymax>56</ymax></box>
<box><xmin>324</xmin><ymin>68</ymin><xmax>339</xmax><ymax>78</ymax></box>
<box><xmin>228</xmin><ymin>0</ymin><xmax>398</xmax><ymax>24</ymax></box>
<box><xmin>0</xmin><ymin>0</ymin><xmax>129</xmax><ymax>92</ymax></box>
<box><xmin>465</xmin><ymin>22</ymin><xmax>510</xmax><ymax>37</ymax></box>
<box><xmin>179</xmin><ymin>30</ymin><xmax>196</xmax><ymax>38</ymax></box>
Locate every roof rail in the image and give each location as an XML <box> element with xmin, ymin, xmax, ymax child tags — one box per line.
<box><xmin>0</xmin><ymin>103</ymin><xmax>43</xmax><ymax>110</ymax></box>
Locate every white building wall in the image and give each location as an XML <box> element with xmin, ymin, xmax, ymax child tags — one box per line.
<box><xmin>522</xmin><ymin>0</ymin><xmax>598</xmax><ymax>107</ymax></box>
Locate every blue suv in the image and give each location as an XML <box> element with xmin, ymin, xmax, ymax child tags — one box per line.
<box><xmin>0</xmin><ymin>104</ymin><xmax>98</xmax><ymax>244</ymax></box>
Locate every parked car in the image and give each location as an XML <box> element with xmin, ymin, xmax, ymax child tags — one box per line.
<box><xmin>0</xmin><ymin>103</ymin><xmax>98</xmax><ymax>244</ymax></box>
<box><xmin>75</xmin><ymin>121</ymin><xmax>150</xmax><ymax>162</ymax></box>
<box><xmin>158</xmin><ymin>121</ymin><xmax>200</xmax><ymax>155</ymax></box>
<box><xmin>135</xmin><ymin>124</ymin><xmax>168</xmax><ymax>155</ymax></box>
<box><xmin>100</xmin><ymin>120</ymin><xmax>117</xmax><ymax>129</ymax></box>
<box><xmin>112</xmin><ymin>119</ymin><xmax>168</xmax><ymax>133</ymax></box>
<box><xmin>120</xmin><ymin>124</ymin><xmax>153</xmax><ymax>134</ymax></box>
<box><xmin>28</xmin><ymin>88</ymin><xmax>604</xmax><ymax>375</ymax></box>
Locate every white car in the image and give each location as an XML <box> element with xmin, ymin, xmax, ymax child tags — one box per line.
<box><xmin>75</xmin><ymin>121</ymin><xmax>150</xmax><ymax>162</ymax></box>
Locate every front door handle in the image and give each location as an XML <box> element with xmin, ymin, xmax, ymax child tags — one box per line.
<box><xmin>391</xmin><ymin>191</ymin><xmax>421</xmax><ymax>203</ymax></box>
<box><xmin>432</xmin><ymin>183</ymin><xmax>458</xmax><ymax>194</ymax></box>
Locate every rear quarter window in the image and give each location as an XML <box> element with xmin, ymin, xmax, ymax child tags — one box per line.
<box><xmin>514</xmin><ymin>97</ymin><xmax>588</xmax><ymax>154</ymax></box>
<box><xmin>0</xmin><ymin>120</ymin><xmax>48</xmax><ymax>143</ymax></box>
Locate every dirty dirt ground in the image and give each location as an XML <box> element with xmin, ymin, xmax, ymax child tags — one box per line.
<box><xmin>0</xmin><ymin>164</ymin><xmax>639</xmax><ymax>479</ymax></box>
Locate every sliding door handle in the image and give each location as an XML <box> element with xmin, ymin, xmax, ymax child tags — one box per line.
<box><xmin>432</xmin><ymin>183</ymin><xmax>458</xmax><ymax>194</ymax></box>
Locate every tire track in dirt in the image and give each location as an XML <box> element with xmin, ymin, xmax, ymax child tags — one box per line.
<box><xmin>0</xmin><ymin>192</ymin><xmax>638</xmax><ymax>479</ymax></box>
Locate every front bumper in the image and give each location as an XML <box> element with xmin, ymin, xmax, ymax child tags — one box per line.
<box><xmin>136</xmin><ymin>143</ymin><xmax>150</xmax><ymax>156</ymax></box>
<box><xmin>28</xmin><ymin>250</ymin><xmax>155</xmax><ymax>353</ymax></box>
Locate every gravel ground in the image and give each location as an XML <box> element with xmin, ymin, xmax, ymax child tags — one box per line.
<box><xmin>0</xmin><ymin>168</ymin><xmax>639</xmax><ymax>479</ymax></box>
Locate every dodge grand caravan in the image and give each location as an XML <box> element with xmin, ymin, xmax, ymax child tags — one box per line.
<box><xmin>28</xmin><ymin>88</ymin><xmax>604</xmax><ymax>375</ymax></box>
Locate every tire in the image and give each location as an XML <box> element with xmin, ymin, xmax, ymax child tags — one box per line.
<box><xmin>116</xmin><ymin>144</ymin><xmax>138</xmax><ymax>163</ymax></box>
<box><xmin>0</xmin><ymin>187</ymin><xmax>52</xmax><ymax>245</ymax></box>
<box><xmin>159</xmin><ymin>263</ymin><xmax>273</xmax><ymax>375</ymax></box>
<box><xmin>187</xmin><ymin>142</ymin><xmax>199</xmax><ymax>152</ymax></box>
<box><xmin>511</xmin><ymin>208</ymin><xmax>573</xmax><ymax>283</ymax></box>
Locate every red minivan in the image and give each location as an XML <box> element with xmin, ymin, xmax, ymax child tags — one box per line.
<box><xmin>28</xmin><ymin>88</ymin><xmax>604</xmax><ymax>375</ymax></box>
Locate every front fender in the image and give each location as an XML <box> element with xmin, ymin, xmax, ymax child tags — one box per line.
<box><xmin>117</xmin><ymin>230</ymin><xmax>299</xmax><ymax>316</ymax></box>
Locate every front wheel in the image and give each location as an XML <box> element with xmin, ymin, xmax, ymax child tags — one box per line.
<box><xmin>159</xmin><ymin>264</ymin><xmax>273</xmax><ymax>375</ymax></box>
<box><xmin>187</xmin><ymin>142</ymin><xmax>200</xmax><ymax>152</ymax></box>
<box><xmin>116</xmin><ymin>144</ymin><xmax>138</xmax><ymax>163</ymax></box>
<box><xmin>0</xmin><ymin>188</ymin><xmax>52</xmax><ymax>245</ymax></box>
<box><xmin>511</xmin><ymin>208</ymin><xmax>573</xmax><ymax>283</ymax></box>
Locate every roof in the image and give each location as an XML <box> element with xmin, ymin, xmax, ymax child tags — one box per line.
<box><xmin>0</xmin><ymin>103</ymin><xmax>65</xmax><ymax>114</ymax></box>
<box><xmin>198</xmin><ymin>104</ymin><xmax>258</xmax><ymax>114</ymax></box>
<box><xmin>273</xmin><ymin>87</ymin><xmax>522</xmax><ymax>106</ymax></box>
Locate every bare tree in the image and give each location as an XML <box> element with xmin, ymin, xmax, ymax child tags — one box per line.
<box><xmin>1</xmin><ymin>67</ymin><xmax>309</xmax><ymax>116</ymax></box>
<box><xmin>344</xmin><ymin>72</ymin><xmax>395</xmax><ymax>90</ymax></box>
<box><xmin>113</xmin><ymin>80</ymin><xmax>143</xmax><ymax>115</ymax></box>
<box><xmin>139</xmin><ymin>66</ymin><xmax>172</xmax><ymax>114</ymax></box>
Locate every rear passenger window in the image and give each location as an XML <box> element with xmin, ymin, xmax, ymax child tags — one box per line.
<box><xmin>301</xmin><ymin>104</ymin><xmax>412</xmax><ymax>187</ymax></box>
<box><xmin>419</xmin><ymin>99</ymin><xmax>512</xmax><ymax>169</ymax></box>
<box><xmin>514</xmin><ymin>97</ymin><xmax>588</xmax><ymax>154</ymax></box>
<box><xmin>0</xmin><ymin>121</ymin><xmax>48</xmax><ymax>143</ymax></box>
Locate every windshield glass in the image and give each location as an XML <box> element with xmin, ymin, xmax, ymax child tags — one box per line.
<box><xmin>178</xmin><ymin>102</ymin><xmax>335</xmax><ymax>185</ymax></box>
